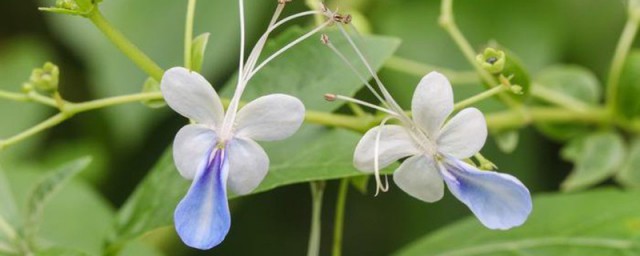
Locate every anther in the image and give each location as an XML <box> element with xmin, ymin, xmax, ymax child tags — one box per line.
<box><xmin>320</xmin><ymin>34</ymin><xmax>330</xmax><ymax>45</ymax></box>
<box><xmin>343</xmin><ymin>14</ymin><xmax>352</xmax><ymax>24</ymax></box>
<box><xmin>324</xmin><ymin>93</ymin><xmax>337</xmax><ymax>101</ymax></box>
<box><xmin>486</xmin><ymin>56</ymin><xmax>498</xmax><ymax>64</ymax></box>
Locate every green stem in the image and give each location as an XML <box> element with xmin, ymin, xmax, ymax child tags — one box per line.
<box><xmin>307</xmin><ymin>181</ymin><xmax>325</xmax><ymax>256</ymax></box>
<box><xmin>0</xmin><ymin>113</ymin><xmax>68</xmax><ymax>150</ymax></box>
<box><xmin>184</xmin><ymin>0</ymin><xmax>197</xmax><ymax>69</ymax></box>
<box><xmin>66</xmin><ymin>92</ymin><xmax>162</xmax><ymax>113</ymax></box>
<box><xmin>438</xmin><ymin>0</ymin><xmax>519</xmax><ymax>109</ymax></box>
<box><xmin>384</xmin><ymin>56</ymin><xmax>479</xmax><ymax>85</ymax></box>
<box><xmin>604</xmin><ymin>8</ymin><xmax>640</xmax><ymax>114</ymax></box>
<box><xmin>332</xmin><ymin>179</ymin><xmax>349</xmax><ymax>256</ymax></box>
<box><xmin>485</xmin><ymin>107</ymin><xmax>610</xmax><ymax>132</ymax></box>
<box><xmin>0</xmin><ymin>91</ymin><xmax>28</xmax><ymax>102</ymax></box>
<box><xmin>453</xmin><ymin>85</ymin><xmax>507</xmax><ymax>112</ymax></box>
<box><xmin>530</xmin><ymin>84</ymin><xmax>591</xmax><ymax>113</ymax></box>
<box><xmin>87</xmin><ymin>9</ymin><xmax>164</xmax><ymax>81</ymax></box>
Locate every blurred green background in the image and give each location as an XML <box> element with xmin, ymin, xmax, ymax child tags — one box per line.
<box><xmin>0</xmin><ymin>0</ymin><xmax>636</xmax><ymax>255</ymax></box>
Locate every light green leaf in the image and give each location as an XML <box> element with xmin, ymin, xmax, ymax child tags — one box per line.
<box><xmin>533</xmin><ymin>65</ymin><xmax>601</xmax><ymax>141</ymax></box>
<box><xmin>222</xmin><ymin>26</ymin><xmax>400</xmax><ymax>112</ymax></box>
<box><xmin>616</xmin><ymin>50</ymin><xmax>640</xmax><ymax>119</ymax></box>
<box><xmin>616</xmin><ymin>137</ymin><xmax>640</xmax><ymax>188</ymax></box>
<box><xmin>25</xmin><ymin>157</ymin><xmax>92</xmax><ymax>242</ymax></box>
<box><xmin>561</xmin><ymin>131</ymin><xmax>626</xmax><ymax>192</ymax></box>
<box><xmin>113</xmin><ymin>125</ymin><xmax>365</xmax><ymax>245</ymax></box>
<box><xmin>0</xmin><ymin>167</ymin><xmax>18</xmax><ymax>230</ymax></box>
<box><xmin>395</xmin><ymin>188</ymin><xmax>640</xmax><ymax>256</ymax></box>
<box><xmin>6</xmin><ymin>163</ymin><xmax>114</xmax><ymax>255</ymax></box>
<box><xmin>190</xmin><ymin>33</ymin><xmax>210</xmax><ymax>73</ymax></box>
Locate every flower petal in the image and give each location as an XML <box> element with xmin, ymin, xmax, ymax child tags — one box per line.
<box><xmin>226</xmin><ymin>137</ymin><xmax>269</xmax><ymax>195</ymax></box>
<box><xmin>353</xmin><ymin>125</ymin><xmax>421</xmax><ymax>172</ymax></box>
<box><xmin>393</xmin><ymin>155</ymin><xmax>444</xmax><ymax>203</ymax></box>
<box><xmin>161</xmin><ymin>67</ymin><xmax>225</xmax><ymax>127</ymax></box>
<box><xmin>235</xmin><ymin>94</ymin><xmax>305</xmax><ymax>141</ymax></box>
<box><xmin>441</xmin><ymin>158</ymin><xmax>532</xmax><ymax>230</ymax></box>
<box><xmin>174</xmin><ymin>149</ymin><xmax>230</xmax><ymax>250</ymax></box>
<box><xmin>173</xmin><ymin>124</ymin><xmax>218</xmax><ymax>180</ymax></box>
<box><xmin>412</xmin><ymin>72</ymin><xmax>454</xmax><ymax>138</ymax></box>
<box><xmin>437</xmin><ymin>108</ymin><xmax>487</xmax><ymax>159</ymax></box>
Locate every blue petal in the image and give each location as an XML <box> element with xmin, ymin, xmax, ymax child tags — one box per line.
<box><xmin>174</xmin><ymin>148</ymin><xmax>230</xmax><ymax>249</ymax></box>
<box><xmin>441</xmin><ymin>158</ymin><xmax>532</xmax><ymax>230</ymax></box>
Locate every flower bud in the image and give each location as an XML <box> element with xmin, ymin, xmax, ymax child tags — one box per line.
<box><xmin>29</xmin><ymin>62</ymin><xmax>60</xmax><ymax>93</ymax></box>
<box><xmin>476</xmin><ymin>48</ymin><xmax>506</xmax><ymax>74</ymax></box>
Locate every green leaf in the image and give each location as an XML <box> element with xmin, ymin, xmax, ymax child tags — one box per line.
<box><xmin>616</xmin><ymin>137</ymin><xmax>640</xmax><ymax>188</ymax></box>
<box><xmin>616</xmin><ymin>50</ymin><xmax>640</xmax><ymax>119</ymax></box>
<box><xmin>25</xmin><ymin>157</ymin><xmax>92</xmax><ymax>242</ymax></box>
<box><xmin>561</xmin><ymin>131</ymin><xmax>626</xmax><ymax>192</ymax></box>
<box><xmin>533</xmin><ymin>65</ymin><xmax>601</xmax><ymax>141</ymax></box>
<box><xmin>190</xmin><ymin>33</ymin><xmax>210</xmax><ymax>73</ymax></box>
<box><xmin>0</xmin><ymin>167</ymin><xmax>18</xmax><ymax>230</ymax></box>
<box><xmin>395</xmin><ymin>188</ymin><xmax>640</xmax><ymax>256</ymax></box>
<box><xmin>113</xmin><ymin>125</ymin><xmax>364</xmax><ymax>245</ymax></box>
<box><xmin>5</xmin><ymin>163</ymin><xmax>114</xmax><ymax>255</ymax></box>
<box><xmin>222</xmin><ymin>26</ymin><xmax>401</xmax><ymax>112</ymax></box>
<box><xmin>349</xmin><ymin>175</ymin><xmax>369</xmax><ymax>194</ymax></box>
<box><xmin>140</xmin><ymin>77</ymin><xmax>165</xmax><ymax>109</ymax></box>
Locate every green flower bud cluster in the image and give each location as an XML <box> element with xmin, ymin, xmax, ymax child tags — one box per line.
<box><xmin>55</xmin><ymin>0</ymin><xmax>78</xmax><ymax>11</ymax></box>
<box><xmin>23</xmin><ymin>62</ymin><xmax>60</xmax><ymax>94</ymax></box>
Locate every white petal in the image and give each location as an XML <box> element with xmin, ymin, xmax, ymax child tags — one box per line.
<box><xmin>393</xmin><ymin>155</ymin><xmax>444</xmax><ymax>203</ymax></box>
<box><xmin>161</xmin><ymin>67</ymin><xmax>225</xmax><ymax>127</ymax></box>
<box><xmin>173</xmin><ymin>124</ymin><xmax>218</xmax><ymax>179</ymax></box>
<box><xmin>235</xmin><ymin>94</ymin><xmax>305</xmax><ymax>141</ymax></box>
<box><xmin>353</xmin><ymin>125</ymin><xmax>421</xmax><ymax>173</ymax></box>
<box><xmin>226</xmin><ymin>137</ymin><xmax>269</xmax><ymax>195</ymax></box>
<box><xmin>412</xmin><ymin>72</ymin><xmax>454</xmax><ymax>138</ymax></box>
<box><xmin>437</xmin><ymin>108</ymin><xmax>487</xmax><ymax>159</ymax></box>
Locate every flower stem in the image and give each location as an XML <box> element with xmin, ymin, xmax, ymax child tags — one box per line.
<box><xmin>383</xmin><ymin>56</ymin><xmax>479</xmax><ymax>85</ymax></box>
<box><xmin>0</xmin><ymin>113</ymin><xmax>68</xmax><ymax>150</ymax></box>
<box><xmin>307</xmin><ymin>181</ymin><xmax>325</xmax><ymax>256</ymax></box>
<box><xmin>184</xmin><ymin>0</ymin><xmax>197</xmax><ymax>69</ymax></box>
<box><xmin>87</xmin><ymin>8</ymin><xmax>164</xmax><ymax>81</ymax></box>
<box><xmin>530</xmin><ymin>84</ymin><xmax>591</xmax><ymax>113</ymax></box>
<box><xmin>331</xmin><ymin>179</ymin><xmax>349</xmax><ymax>256</ymax></box>
<box><xmin>438</xmin><ymin>0</ymin><xmax>519</xmax><ymax>109</ymax></box>
<box><xmin>604</xmin><ymin>7</ymin><xmax>640</xmax><ymax>115</ymax></box>
<box><xmin>453</xmin><ymin>85</ymin><xmax>507</xmax><ymax>112</ymax></box>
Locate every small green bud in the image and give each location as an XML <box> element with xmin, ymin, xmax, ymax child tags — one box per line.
<box><xmin>55</xmin><ymin>0</ymin><xmax>79</xmax><ymax>10</ymax></box>
<box><xmin>510</xmin><ymin>85</ymin><xmax>524</xmax><ymax>95</ymax></box>
<box><xmin>191</xmin><ymin>33</ymin><xmax>210</xmax><ymax>73</ymax></box>
<box><xmin>141</xmin><ymin>77</ymin><xmax>165</xmax><ymax>109</ymax></box>
<box><xmin>29</xmin><ymin>62</ymin><xmax>60</xmax><ymax>93</ymax></box>
<box><xmin>476</xmin><ymin>48</ymin><xmax>506</xmax><ymax>74</ymax></box>
<box><xmin>22</xmin><ymin>82</ymin><xmax>34</xmax><ymax>93</ymax></box>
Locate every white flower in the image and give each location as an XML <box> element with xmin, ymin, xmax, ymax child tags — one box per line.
<box><xmin>353</xmin><ymin>72</ymin><xmax>532</xmax><ymax>230</ymax></box>
<box><xmin>162</xmin><ymin>67</ymin><xmax>304</xmax><ymax>249</ymax></box>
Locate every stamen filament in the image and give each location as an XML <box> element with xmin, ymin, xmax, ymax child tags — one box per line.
<box><xmin>322</xmin><ymin>37</ymin><xmax>388</xmax><ymax>107</ymax></box>
<box><xmin>247</xmin><ymin>19</ymin><xmax>333</xmax><ymax>81</ymax></box>
<box><xmin>373</xmin><ymin>116</ymin><xmax>394</xmax><ymax>196</ymax></box>
<box><xmin>326</xmin><ymin>94</ymin><xmax>399</xmax><ymax>116</ymax></box>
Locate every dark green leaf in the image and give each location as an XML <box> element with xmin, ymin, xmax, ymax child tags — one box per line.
<box><xmin>113</xmin><ymin>125</ymin><xmax>364</xmax><ymax>244</ymax></box>
<box><xmin>616</xmin><ymin>137</ymin><xmax>640</xmax><ymax>188</ymax></box>
<box><xmin>395</xmin><ymin>188</ymin><xmax>640</xmax><ymax>256</ymax></box>
<box><xmin>533</xmin><ymin>65</ymin><xmax>601</xmax><ymax>141</ymax></box>
<box><xmin>222</xmin><ymin>26</ymin><xmax>401</xmax><ymax>112</ymax></box>
<box><xmin>561</xmin><ymin>131</ymin><xmax>626</xmax><ymax>192</ymax></box>
<box><xmin>616</xmin><ymin>50</ymin><xmax>640</xmax><ymax>119</ymax></box>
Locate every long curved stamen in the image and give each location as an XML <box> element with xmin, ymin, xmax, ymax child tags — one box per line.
<box><xmin>373</xmin><ymin>116</ymin><xmax>394</xmax><ymax>196</ymax></box>
<box><xmin>321</xmin><ymin>35</ymin><xmax>388</xmax><ymax>107</ymax></box>
<box><xmin>325</xmin><ymin>94</ymin><xmax>399</xmax><ymax>117</ymax></box>
<box><xmin>334</xmin><ymin>23</ymin><xmax>412</xmax><ymax>124</ymax></box>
